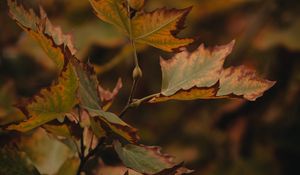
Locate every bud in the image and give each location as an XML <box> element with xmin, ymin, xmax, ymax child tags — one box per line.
<box><xmin>132</xmin><ymin>66</ymin><xmax>142</xmax><ymax>79</ymax></box>
<box><xmin>128</xmin><ymin>0</ymin><xmax>144</xmax><ymax>10</ymax></box>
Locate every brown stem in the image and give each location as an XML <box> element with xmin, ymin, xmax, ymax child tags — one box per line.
<box><xmin>76</xmin><ymin>138</ymin><xmax>105</xmax><ymax>175</ymax></box>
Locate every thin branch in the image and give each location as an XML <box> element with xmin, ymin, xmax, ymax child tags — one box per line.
<box><xmin>125</xmin><ymin>0</ymin><xmax>142</xmax><ymax>106</ymax></box>
<box><xmin>80</xmin><ymin>130</ymin><xmax>85</xmax><ymax>159</ymax></box>
<box><xmin>88</xmin><ymin>133</ymin><xmax>94</xmax><ymax>152</ymax></box>
<box><xmin>76</xmin><ymin>138</ymin><xmax>106</xmax><ymax>175</ymax></box>
<box><xmin>119</xmin><ymin>93</ymin><xmax>160</xmax><ymax>118</ymax></box>
<box><xmin>73</xmin><ymin>139</ymin><xmax>81</xmax><ymax>159</ymax></box>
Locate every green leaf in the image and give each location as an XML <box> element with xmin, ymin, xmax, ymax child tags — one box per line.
<box><xmin>0</xmin><ymin>146</ymin><xmax>41</xmax><ymax>175</ymax></box>
<box><xmin>113</xmin><ymin>141</ymin><xmax>192</xmax><ymax>174</ymax></box>
<box><xmin>89</xmin><ymin>0</ymin><xmax>130</xmax><ymax>35</ymax></box>
<box><xmin>150</xmin><ymin>41</ymin><xmax>275</xmax><ymax>103</ymax></box>
<box><xmin>72</xmin><ymin>60</ymin><xmax>101</xmax><ymax>110</ymax></box>
<box><xmin>7</xmin><ymin>64</ymin><xmax>78</xmax><ymax>132</ymax></box>
<box><xmin>8</xmin><ymin>0</ymin><xmax>76</xmax><ymax>72</ymax></box>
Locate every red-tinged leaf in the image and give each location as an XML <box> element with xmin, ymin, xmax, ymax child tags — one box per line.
<box><xmin>114</xmin><ymin>141</ymin><xmax>192</xmax><ymax>174</ymax></box>
<box><xmin>8</xmin><ymin>0</ymin><xmax>76</xmax><ymax>72</ymax></box>
<box><xmin>150</xmin><ymin>41</ymin><xmax>275</xmax><ymax>103</ymax></box>
<box><xmin>98</xmin><ymin>78</ymin><xmax>123</xmax><ymax>103</ymax></box>
<box><xmin>153</xmin><ymin>162</ymin><xmax>194</xmax><ymax>175</ymax></box>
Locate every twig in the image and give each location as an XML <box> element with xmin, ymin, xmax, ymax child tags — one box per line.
<box><xmin>88</xmin><ymin>134</ymin><xmax>94</xmax><ymax>152</ymax></box>
<box><xmin>124</xmin><ymin>0</ymin><xmax>142</xmax><ymax>110</ymax></box>
<box><xmin>73</xmin><ymin>139</ymin><xmax>81</xmax><ymax>159</ymax></box>
<box><xmin>76</xmin><ymin>138</ymin><xmax>106</xmax><ymax>175</ymax></box>
<box><xmin>119</xmin><ymin>93</ymin><xmax>160</xmax><ymax>118</ymax></box>
<box><xmin>80</xmin><ymin>131</ymin><xmax>85</xmax><ymax>160</ymax></box>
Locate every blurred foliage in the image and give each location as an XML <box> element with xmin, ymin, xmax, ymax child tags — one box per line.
<box><xmin>1</xmin><ymin>0</ymin><xmax>300</xmax><ymax>175</ymax></box>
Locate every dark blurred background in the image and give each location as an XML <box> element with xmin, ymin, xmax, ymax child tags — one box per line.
<box><xmin>1</xmin><ymin>0</ymin><xmax>300</xmax><ymax>174</ymax></box>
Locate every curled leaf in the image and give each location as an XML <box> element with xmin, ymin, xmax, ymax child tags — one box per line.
<box><xmin>8</xmin><ymin>0</ymin><xmax>76</xmax><ymax>72</ymax></box>
<box><xmin>150</xmin><ymin>41</ymin><xmax>275</xmax><ymax>102</ymax></box>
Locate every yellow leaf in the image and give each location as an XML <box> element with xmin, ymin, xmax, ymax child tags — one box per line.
<box><xmin>128</xmin><ymin>0</ymin><xmax>145</xmax><ymax>10</ymax></box>
<box><xmin>132</xmin><ymin>7</ymin><xmax>193</xmax><ymax>52</ymax></box>
<box><xmin>89</xmin><ymin>0</ymin><xmax>130</xmax><ymax>35</ymax></box>
<box><xmin>89</xmin><ymin>0</ymin><xmax>193</xmax><ymax>52</ymax></box>
<box><xmin>7</xmin><ymin>64</ymin><xmax>78</xmax><ymax>132</ymax></box>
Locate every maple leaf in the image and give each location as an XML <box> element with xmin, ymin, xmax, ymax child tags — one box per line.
<box><xmin>114</xmin><ymin>141</ymin><xmax>193</xmax><ymax>175</ymax></box>
<box><xmin>150</xmin><ymin>41</ymin><xmax>275</xmax><ymax>103</ymax></box>
<box><xmin>8</xmin><ymin>0</ymin><xmax>76</xmax><ymax>72</ymax></box>
<box><xmin>89</xmin><ymin>0</ymin><xmax>193</xmax><ymax>52</ymax></box>
<box><xmin>7</xmin><ymin>64</ymin><xmax>78</xmax><ymax>132</ymax></box>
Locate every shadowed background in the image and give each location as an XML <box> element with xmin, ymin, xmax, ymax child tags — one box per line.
<box><xmin>0</xmin><ymin>0</ymin><xmax>300</xmax><ymax>174</ymax></box>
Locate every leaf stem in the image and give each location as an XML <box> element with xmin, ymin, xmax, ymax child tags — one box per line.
<box><xmin>119</xmin><ymin>93</ymin><xmax>160</xmax><ymax>118</ymax></box>
<box><xmin>122</xmin><ymin>0</ymin><xmax>143</xmax><ymax>117</ymax></box>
